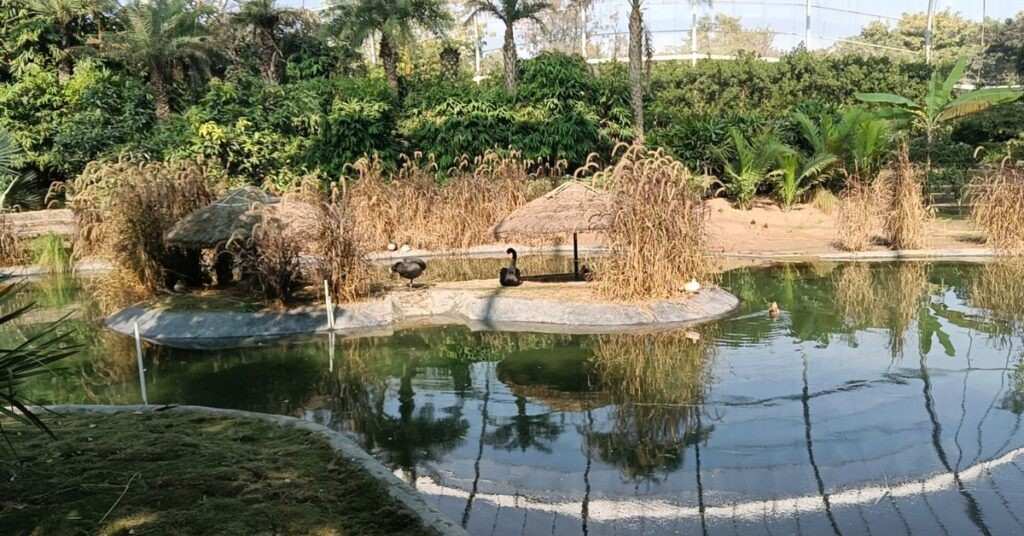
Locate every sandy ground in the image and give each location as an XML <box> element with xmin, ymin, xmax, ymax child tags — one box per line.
<box><xmin>703</xmin><ymin>197</ymin><xmax>983</xmax><ymax>257</ymax></box>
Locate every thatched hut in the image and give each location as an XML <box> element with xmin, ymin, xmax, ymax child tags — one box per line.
<box><xmin>491</xmin><ymin>181</ymin><xmax>612</xmax><ymax>280</ymax></box>
<box><xmin>165</xmin><ymin>187</ymin><xmax>279</xmax><ymax>284</ymax></box>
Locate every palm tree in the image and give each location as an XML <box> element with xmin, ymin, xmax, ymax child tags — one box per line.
<box><xmin>100</xmin><ymin>0</ymin><xmax>216</xmax><ymax>119</ymax></box>
<box><xmin>330</xmin><ymin>0</ymin><xmax>450</xmax><ymax>92</ymax></box>
<box><xmin>0</xmin><ymin>129</ymin><xmax>38</xmax><ymax>211</ymax></box>
<box><xmin>232</xmin><ymin>0</ymin><xmax>301</xmax><ymax>83</ymax></box>
<box><xmin>23</xmin><ymin>0</ymin><xmax>113</xmax><ymax>78</ymax></box>
<box><xmin>774</xmin><ymin>148</ymin><xmax>837</xmax><ymax>209</ymax></box>
<box><xmin>465</xmin><ymin>0</ymin><xmax>550</xmax><ymax>92</ymax></box>
<box><xmin>0</xmin><ymin>129</ymin><xmax>18</xmax><ymax>179</ymax></box>
<box><xmin>718</xmin><ymin>128</ymin><xmax>787</xmax><ymax>209</ymax></box>
<box><xmin>856</xmin><ymin>56</ymin><xmax>1022</xmax><ymax>169</ymax></box>
<box><xmin>793</xmin><ymin>108</ymin><xmax>892</xmax><ymax>179</ymax></box>
<box><xmin>627</xmin><ymin>0</ymin><xmax>644</xmax><ymax>142</ymax></box>
<box><xmin>627</xmin><ymin>0</ymin><xmax>708</xmax><ymax>143</ymax></box>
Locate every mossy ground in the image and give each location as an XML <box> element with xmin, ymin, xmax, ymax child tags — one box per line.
<box><xmin>0</xmin><ymin>411</ymin><xmax>431</xmax><ymax>536</ymax></box>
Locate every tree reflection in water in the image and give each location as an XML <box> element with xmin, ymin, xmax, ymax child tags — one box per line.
<box><xmin>586</xmin><ymin>328</ymin><xmax>716</xmax><ymax>482</ymax></box>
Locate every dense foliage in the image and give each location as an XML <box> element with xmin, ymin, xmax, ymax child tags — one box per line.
<box><xmin>0</xmin><ymin>0</ymin><xmax>1021</xmax><ymax>201</ymax></box>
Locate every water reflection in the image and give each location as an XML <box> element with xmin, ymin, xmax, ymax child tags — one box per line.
<box><xmin>587</xmin><ymin>331</ymin><xmax>715</xmax><ymax>482</ymax></box>
<box><xmin>13</xmin><ymin>262</ymin><xmax>1024</xmax><ymax>535</ymax></box>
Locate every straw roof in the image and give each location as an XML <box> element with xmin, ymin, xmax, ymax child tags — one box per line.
<box><xmin>165</xmin><ymin>187</ymin><xmax>278</xmax><ymax>249</ymax></box>
<box><xmin>491</xmin><ymin>181</ymin><xmax>612</xmax><ymax>238</ymax></box>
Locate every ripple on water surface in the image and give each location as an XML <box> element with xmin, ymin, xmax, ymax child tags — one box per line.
<box><xmin>14</xmin><ymin>261</ymin><xmax>1024</xmax><ymax>535</ymax></box>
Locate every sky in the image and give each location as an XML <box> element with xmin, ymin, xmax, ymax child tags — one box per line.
<box><xmin>276</xmin><ymin>1</ymin><xmax>1021</xmax><ymax>57</ymax></box>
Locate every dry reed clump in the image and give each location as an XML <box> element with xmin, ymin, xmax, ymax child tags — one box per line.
<box><xmin>346</xmin><ymin>151</ymin><xmax>546</xmax><ymax>251</ymax></box>
<box><xmin>810</xmin><ymin>188</ymin><xmax>839</xmax><ymax>216</ymax></box>
<box><xmin>0</xmin><ymin>216</ymin><xmax>27</xmax><ymax>266</ymax></box>
<box><xmin>968</xmin><ymin>166</ymin><xmax>1024</xmax><ymax>255</ymax></box>
<box><xmin>308</xmin><ymin>186</ymin><xmax>373</xmax><ymax>303</ymax></box>
<box><xmin>594</xmin><ymin>146</ymin><xmax>711</xmax><ymax>301</ymax></box>
<box><xmin>84</xmin><ymin>266</ymin><xmax>150</xmax><ymax>313</ymax></box>
<box><xmin>231</xmin><ymin>217</ymin><xmax>304</xmax><ymax>305</ymax></box>
<box><xmin>880</xmin><ymin>148</ymin><xmax>931</xmax><ymax>250</ymax></box>
<box><xmin>835</xmin><ymin>177</ymin><xmax>882</xmax><ymax>251</ymax></box>
<box><xmin>67</xmin><ymin>159</ymin><xmax>221</xmax><ymax>298</ymax></box>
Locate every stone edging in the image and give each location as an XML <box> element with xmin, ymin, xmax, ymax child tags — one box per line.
<box><xmin>716</xmin><ymin>247</ymin><xmax>998</xmax><ymax>261</ymax></box>
<box><xmin>38</xmin><ymin>404</ymin><xmax>468</xmax><ymax>536</ymax></box>
<box><xmin>106</xmin><ymin>286</ymin><xmax>740</xmax><ymax>348</ymax></box>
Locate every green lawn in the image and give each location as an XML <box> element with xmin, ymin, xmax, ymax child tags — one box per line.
<box><xmin>0</xmin><ymin>411</ymin><xmax>431</xmax><ymax>536</ymax></box>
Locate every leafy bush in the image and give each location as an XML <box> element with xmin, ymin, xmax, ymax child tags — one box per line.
<box><xmin>52</xmin><ymin>61</ymin><xmax>154</xmax><ymax>175</ymax></box>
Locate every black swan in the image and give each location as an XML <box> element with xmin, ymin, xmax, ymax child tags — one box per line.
<box><xmin>499</xmin><ymin>248</ymin><xmax>522</xmax><ymax>287</ymax></box>
<box><xmin>391</xmin><ymin>258</ymin><xmax>426</xmax><ymax>288</ymax></box>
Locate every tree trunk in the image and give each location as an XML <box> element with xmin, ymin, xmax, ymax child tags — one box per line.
<box><xmin>260</xmin><ymin>30</ymin><xmax>282</xmax><ymax>83</ymax></box>
<box><xmin>628</xmin><ymin>0</ymin><xmax>645</xmax><ymax>144</ymax></box>
<box><xmin>502</xmin><ymin>23</ymin><xmax>518</xmax><ymax>92</ymax></box>
<box><xmin>379</xmin><ymin>33</ymin><xmax>400</xmax><ymax>92</ymax></box>
<box><xmin>150</xmin><ymin>68</ymin><xmax>171</xmax><ymax>120</ymax></box>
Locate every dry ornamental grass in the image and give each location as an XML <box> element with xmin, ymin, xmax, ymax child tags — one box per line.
<box><xmin>346</xmin><ymin>151</ymin><xmax>551</xmax><ymax>251</ymax></box>
<box><xmin>595</xmin><ymin>146</ymin><xmax>711</xmax><ymax>301</ymax></box>
<box><xmin>68</xmin><ymin>159</ymin><xmax>221</xmax><ymax>295</ymax></box>
<box><xmin>968</xmin><ymin>166</ymin><xmax>1024</xmax><ymax>255</ymax></box>
<box><xmin>881</xmin><ymin>148</ymin><xmax>930</xmax><ymax>250</ymax></box>
<box><xmin>835</xmin><ymin>177</ymin><xmax>881</xmax><ymax>252</ymax></box>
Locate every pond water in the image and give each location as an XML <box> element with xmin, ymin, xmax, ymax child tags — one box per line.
<box><xmin>14</xmin><ymin>261</ymin><xmax>1024</xmax><ymax>536</ymax></box>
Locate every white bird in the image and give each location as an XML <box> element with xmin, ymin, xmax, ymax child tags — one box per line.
<box><xmin>683</xmin><ymin>278</ymin><xmax>701</xmax><ymax>293</ymax></box>
<box><xmin>386</xmin><ymin>242</ymin><xmax>398</xmax><ymax>251</ymax></box>
<box><xmin>399</xmin><ymin>244</ymin><xmax>412</xmax><ymax>253</ymax></box>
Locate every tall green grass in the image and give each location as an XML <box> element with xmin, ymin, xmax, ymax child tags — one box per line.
<box><xmin>29</xmin><ymin>233</ymin><xmax>72</xmax><ymax>274</ymax></box>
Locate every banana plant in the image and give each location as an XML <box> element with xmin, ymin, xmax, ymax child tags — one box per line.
<box><xmin>717</xmin><ymin>128</ymin><xmax>787</xmax><ymax>209</ymax></box>
<box><xmin>856</xmin><ymin>56</ymin><xmax>1023</xmax><ymax>168</ymax></box>
<box><xmin>774</xmin><ymin>149</ymin><xmax>837</xmax><ymax>210</ymax></box>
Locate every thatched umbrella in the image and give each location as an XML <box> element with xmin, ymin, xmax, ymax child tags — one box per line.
<box><xmin>165</xmin><ymin>187</ymin><xmax>278</xmax><ymax>249</ymax></box>
<box><xmin>491</xmin><ymin>181</ymin><xmax>612</xmax><ymax>280</ymax></box>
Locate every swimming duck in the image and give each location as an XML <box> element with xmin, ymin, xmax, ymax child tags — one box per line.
<box><xmin>768</xmin><ymin>301</ymin><xmax>781</xmax><ymax>319</ymax></box>
<box><xmin>391</xmin><ymin>258</ymin><xmax>426</xmax><ymax>288</ymax></box>
<box><xmin>499</xmin><ymin>248</ymin><xmax>522</xmax><ymax>287</ymax></box>
<box><xmin>683</xmin><ymin>278</ymin><xmax>701</xmax><ymax>293</ymax></box>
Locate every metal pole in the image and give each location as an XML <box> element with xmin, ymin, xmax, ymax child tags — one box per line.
<box><xmin>690</xmin><ymin>4</ymin><xmax>697</xmax><ymax>66</ymax></box>
<box><xmin>473</xmin><ymin>14</ymin><xmax>481</xmax><ymax>79</ymax></box>
<box><xmin>580</xmin><ymin>1</ymin><xmax>587</xmax><ymax>58</ymax></box>
<box><xmin>323</xmin><ymin>280</ymin><xmax>335</xmax><ymax>330</ymax></box>
<box><xmin>925</xmin><ymin>0</ymin><xmax>935</xmax><ymax>64</ymax></box>
<box><xmin>133</xmin><ymin>322</ymin><xmax>149</xmax><ymax>406</ymax></box>
<box><xmin>981</xmin><ymin>0</ymin><xmax>987</xmax><ymax>50</ymax></box>
<box><xmin>573</xmin><ymin>232</ymin><xmax>580</xmax><ymax>281</ymax></box>
<box><xmin>804</xmin><ymin>0</ymin><xmax>811</xmax><ymax>49</ymax></box>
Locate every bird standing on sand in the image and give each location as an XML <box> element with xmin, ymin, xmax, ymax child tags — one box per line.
<box><xmin>499</xmin><ymin>248</ymin><xmax>522</xmax><ymax>287</ymax></box>
<box><xmin>391</xmin><ymin>258</ymin><xmax>426</xmax><ymax>288</ymax></box>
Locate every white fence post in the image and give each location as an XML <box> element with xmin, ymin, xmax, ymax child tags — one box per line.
<box><xmin>133</xmin><ymin>322</ymin><xmax>148</xmax><ymax>406</ymax></box>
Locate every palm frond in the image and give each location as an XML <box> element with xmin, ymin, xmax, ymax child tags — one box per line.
<box><xmin>0</xmin><ymin>280</ymin><xmax>80</xmax><ymax>443</ymax></box>
<box><xmin>936</xmin><ymin>88</ymin><xmax>1023</xmax><ymax>123</ymax></box>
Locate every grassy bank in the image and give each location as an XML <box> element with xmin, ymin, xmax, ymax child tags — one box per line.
<box><xmin>0</xmin><ymin>411</ymin><xmax>431</xmax><ymax>536</ymax></box>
